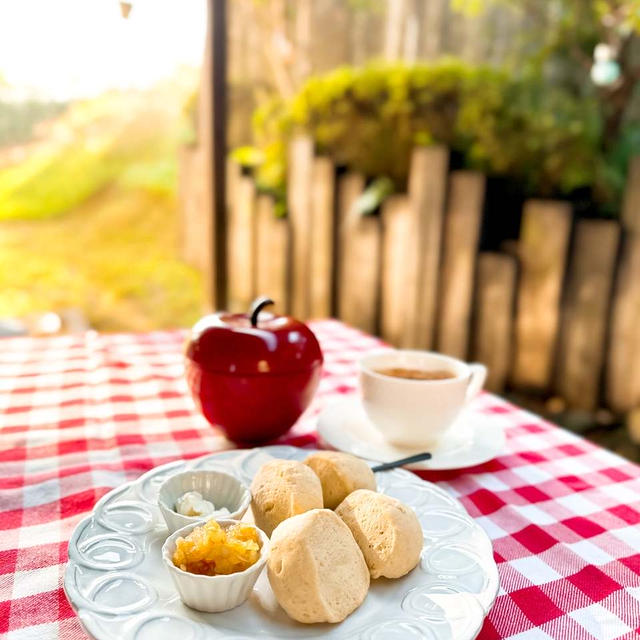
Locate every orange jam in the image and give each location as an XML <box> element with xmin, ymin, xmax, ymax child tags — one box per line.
<box><xmin>172</xmin><ymin>519</ymin><xmax>261</xmax><ymax>576</ymax></box>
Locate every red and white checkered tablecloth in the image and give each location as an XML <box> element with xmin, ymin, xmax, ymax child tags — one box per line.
<box><xmin>1</xmin><ymin>320</ymin><xmax>639</xmax><ymax>639</ymax></box>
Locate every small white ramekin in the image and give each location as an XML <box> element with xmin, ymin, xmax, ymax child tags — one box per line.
<box><xmin>158</xmin><ymin>470</ymin><xmax>251</xmax><ymax>534</ymax></box>
<box><xmin>161</xmin><ymin>519</ymin><xmax>269</xmax><ymax>612</ymax></box>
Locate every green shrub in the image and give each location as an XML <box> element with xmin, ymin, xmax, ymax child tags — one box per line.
<box><xmin>242</xmin><ymin>60</ymin><xmax>623</xmax><ymax>214</ymax></box>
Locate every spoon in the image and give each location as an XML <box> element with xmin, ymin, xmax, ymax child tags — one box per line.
<box><xmin>371</xmin><ymin>451</ymin><xmax>432</xmax><ymax>472</ymax></box>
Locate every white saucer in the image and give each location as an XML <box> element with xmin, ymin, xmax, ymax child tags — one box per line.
<box><xmin>317</xmin><ymin>397</ymin><xmax>506</xmax><ymax>470</ymax></box>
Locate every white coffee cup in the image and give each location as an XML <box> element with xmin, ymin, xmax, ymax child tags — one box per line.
<box><xmin>359</xmin><ymin>350</ymin><xmax>487</xmax><ymax>448</ymax></box>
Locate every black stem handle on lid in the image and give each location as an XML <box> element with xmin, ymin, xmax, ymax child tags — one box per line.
<box><xmin>250</xmin><ymin>296</ymin><xmax>275</xmax><ymax>327</ymax></box>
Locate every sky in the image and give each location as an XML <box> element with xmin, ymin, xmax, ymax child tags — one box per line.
<box><xmin>0</xmin><ymin>0</ymin><xmax>207</xmax><ymax>101</ymax></box>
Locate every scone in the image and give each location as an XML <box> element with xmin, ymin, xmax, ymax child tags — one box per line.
<box><xmin>335</xmin><ymin>489</ymin><xmax>423</xmax><ymax>578</ymax></box>
<box><xmin>304</xmin><ymin>451</ymin><xmax>376</xmax><ymax>509</ymax></box>
<box><xmin>250</xmin><ymin>459</ymin><xmax>323</xmax><ymax>536</ymax></box>
<box><xmin>267</xmin><ymin>509</ymin><xmax>370</xmax><ymax>623</ymax></box>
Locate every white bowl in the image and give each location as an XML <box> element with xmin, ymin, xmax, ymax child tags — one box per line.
<box><xmin>161</xmin><ymin>519</ymin><xmax>269</xmax><ymax>612</ymax></box>
<box><xmin>158</xmin><ymin>470</ymin><xmax>251</xmax><ymax>534</ymax></box>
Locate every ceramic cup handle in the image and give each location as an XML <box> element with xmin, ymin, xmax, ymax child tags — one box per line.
<box><xmin>465</xmin><ymin>363</ymin><xmax>487</xmax><ymax>403</ymax></box>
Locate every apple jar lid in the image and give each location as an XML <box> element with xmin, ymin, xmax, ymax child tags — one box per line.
<box><xmin>185</xmin><ymin>297</ymin><xmax>324</xmax><ymax>376</ymax></box>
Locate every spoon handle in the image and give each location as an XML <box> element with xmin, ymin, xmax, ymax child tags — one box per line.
<box><xmin>371</xmin><ymin>451</ymin><xmax>432</xmax><ymax>472</ymax></box>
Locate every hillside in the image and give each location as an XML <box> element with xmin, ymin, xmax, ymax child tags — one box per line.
<box><xmin>0</xmin><ymin>75</ymin><xmax>205</xmax><ymax>330</ymax></box>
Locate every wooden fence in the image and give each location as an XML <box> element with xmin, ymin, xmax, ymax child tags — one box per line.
<box><xmin>184</xmin><ymin>137</ymin><xmax>640</xmax><ymax>416</ymax></box>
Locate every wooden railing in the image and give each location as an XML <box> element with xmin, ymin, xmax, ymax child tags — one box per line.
<box><xmin>182</xmin><ymin>135</ymin><xmax>640</xmax><ymax>415</ymax></box>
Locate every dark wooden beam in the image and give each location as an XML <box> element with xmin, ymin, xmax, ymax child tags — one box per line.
<box><xmin>208</xmin><ymin>0</ymin><xmax>228</xmax><ymax>306</ymax></box>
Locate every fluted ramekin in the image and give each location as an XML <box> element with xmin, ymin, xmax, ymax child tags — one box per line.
<box><xmin>158</xmin><ymin>469</ymin><xmax>251</xmax><ymax>534</ymax></box>
<box><xmin>161</xmin><ymin>519</ymin><xmax>269</xmax><ymax>612</ymax></box>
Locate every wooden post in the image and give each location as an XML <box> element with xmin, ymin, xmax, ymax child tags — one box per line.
<box><xmin>556</xmin><ymin>220</ymin><xmax>620</xmax><ymax>410</ymax></box>
<box><xmin>227</xmin><ymin>174</ymin><xmax>256</xmax><ymax>312</ymax></box>
<box><xmin>607</xmin><ymin>161</ymin><xmax>640</xmax><ymax>412</ymax></box>
<box><xmin>338</xmin><ymin>217</ymin><xmax>381</xmax><ymax>334</ymax></box>
<box><xmin>607</xmin><ymin>233</ymin><xmax>640</xmax><ymax>412</ymax></box>
<box><xmin>622</xmin><ymin>156</ymin><xmax>640</xmax><ymax>232</ymax></box>
<box><xmin>309</xmin><ymin>157</ymin><xmax>335</xmax><ymax>319</ymax></box>
<box><xmin>340</xmin><ymin>216</ymin><xmax>382</xmax><ymax>333</ymax></box>
<box><xmin>380</xmin><ymin>195</ymin><xmax>412</xmax><ymax>345</ymax></box>
<box><xmin>255</xmin><ymin>195</ymin><xmax>289</xmax><ymax>314</ymax></box>
<box><xmin>207</xmin><ymin>0</ymin><xmax>227</xmax><ymax>307</ymax></box>
<box><xmin>336</xmin><ymin>172</ymin><xmax>366</xmax><ymax>317</ymax></box>
<box><xmin>472</xmin><ymin>252</ymin><xmax>517</xmax><ymax>393</ymax></box>
<box><xmin>336</xmin><ymin>175</ymin><xmax>381</xmax><ymax>334</ymax></box>
<box><xmin>406</xmin><ymin>146</ymin><xmax>448</xmax><ymax>349</ymax></box>
<box><xmin>511</xmin><ymin>200</ymin><xmax>572</xmax><ymax>389</ymax></box>
<box><xmin>287</xmin><ymin>136</ymin><xmax>314</xmax><ymax>319</ymax></box>
<box><xmin>436</xmin><ymin>171</ymin><xmax>485</xmax><ymax>359</ymax></box>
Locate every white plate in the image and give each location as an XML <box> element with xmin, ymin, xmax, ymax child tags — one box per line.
<box><xmin>318</xmin><ymin>398</ymin><xmax>506</xmax><ymax>470</ymax></box>
<box><xmin>64</xmin><ymin>445</ymin><xmax>499</xmax><ymax>640</ymax></box>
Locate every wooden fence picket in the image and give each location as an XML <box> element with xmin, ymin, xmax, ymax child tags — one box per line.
<box><xmin>309</xmin><ymin>157</ymin><xmax>336</xmax><ymax>318</ymax></box>
<box><xmin>287</xmin><ymin>136</ymin><xmax>315</xmax><ymax>318</ymax></box>
<box><xmin>555</xmin><ymin>220</ymin><xmax>620</xmax><ymax>409</ymax></box>
<box><xmin>406</xmin><ymin>146</ymin><xmax>449</xmax><ymax>349</ymax></box>
<box><xmin>380</xmin><ymin>195</ymin><xmax>412</xmax><ymax>345</ymax></box>
<box><xmin>622</xmin><ymin>156</ymin><xmax>640</xmax><ymax>232</ymax></box>
<box><xmin>511</xmin><ymin>200</ymin><xmax>572</xmax><ymax>390</ymax></box>
<box><xmin>607</xmin><ymin>160</ymin><xmax>640</xmax><ymax>412</ymax></box>
<box><xmin>472</xmin><ymin>252</ymin><xmax>517</xmax><ymax>392</ymax></box>
<box><xmin>255</xmin><ymin>195</ymin><xmax>290</xmax><ymax>314</ymax></box>
<box><xmin>336</xmin><ymin>172</ymin><xmax>366</xmax><ymax>319</ymax></box>
<box><xmin>556</xmin><ymin>220</ymin><xmax>620</xmax><ymax>410</ymax></box>
<box><xmin>339</xmin><ymin>217</ymin><xmax>382</xmax><ymax>333</ymax></box>
<box><xmin>227</xmin><ymin>172</ymin><xmax>256</xmax><ymax>312</ymax></box>
<box><xmin>336</xmin><ymin>174</ymin><xmax>381</xmax><ymax>334</ymax></box>
<box><xmin>607</xmin><ymin>233</ymin><xmax>640</xmax><ymax>412</ymax></box>
<box><xmin>436</xmin><ymin>170</ymin><xmax>485</xmax><ymax>359</ymax></box>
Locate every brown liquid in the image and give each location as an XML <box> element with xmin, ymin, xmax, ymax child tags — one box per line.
<box><xmin>375</xmin><ymin>367</ymin><xmax>455</xmax><ymax>380</ymax></box>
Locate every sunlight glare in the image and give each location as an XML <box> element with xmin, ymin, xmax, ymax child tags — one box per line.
<box><xmin>0</xmin><ymin>0</ymin><xmax>206</xmax><ymax>100</ymax></box>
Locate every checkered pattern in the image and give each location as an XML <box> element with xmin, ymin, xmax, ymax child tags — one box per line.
<box><xmin>1</xmin><ymin>320</ymin><xmax>639</xmax><ymax>639</ymax></box>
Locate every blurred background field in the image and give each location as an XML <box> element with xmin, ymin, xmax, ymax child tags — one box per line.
<box><xmin>0</xmin><ymin>0</ymin><xmax>206</xmax><ymax>331</ymax></box>
<box><xmin>0</xmin><ymin>79</ymin><xmax>204</xmax><ymax>330</ymax></box>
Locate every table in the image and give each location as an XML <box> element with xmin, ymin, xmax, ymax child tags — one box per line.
<box><xmin>1</xmin><ymin>320</ymin><xmax>639</xmax><ymax>639</ymax></box>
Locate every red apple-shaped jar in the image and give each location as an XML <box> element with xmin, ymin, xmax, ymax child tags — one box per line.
<box><xmin>184</xmin><ymin>297</ymin><xmax>323</xmax><ymax>443</ymax></box>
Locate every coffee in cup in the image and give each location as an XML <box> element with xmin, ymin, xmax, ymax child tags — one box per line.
<box><xmin>375</xmin><ymin>367</ymin><xmax>455</xmax><ymax>380</ymax></box>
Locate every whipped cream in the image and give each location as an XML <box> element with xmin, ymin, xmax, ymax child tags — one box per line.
<box><xmin>175</xmin><ymin>491</ymin><xmax>231</xmax><ymax>518</ymax></box>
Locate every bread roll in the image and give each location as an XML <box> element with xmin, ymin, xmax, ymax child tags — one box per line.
<box><xmin>335</xmin><ymin>489</ymin><xmax>423</xmax><ymax>579</ymax></box>
<box><xmin>250</xmin><ymin>459</ymin><xmax>323</xmax><ymax>536</ymax></box>
<box><xmin>304</xmin><ymin>451</ymin><xmax>376</xmax><ymax>510</ymax></box>
<box><xmin>267</xmin><ymin>509</ymin><xmax>370</xmax><ymax>623</ymax></box>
